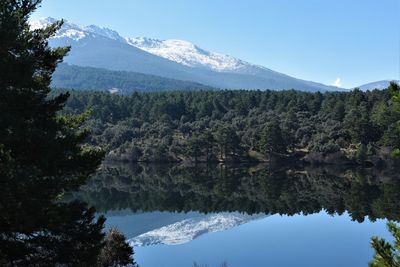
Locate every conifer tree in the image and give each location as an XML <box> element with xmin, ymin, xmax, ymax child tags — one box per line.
<box><xmin>215</xmin><ymin>126</ymin><xmax>242</xmax><ymax>161</ymax></box>
<box><xmin>369</xmin><ymin>82</ymin><xmax>400</xmax><ymax>266</ymax></box>
<box><xmin>261</xmin><ymin>119</ymin><xmax>287</xmax><ymax>154</ymax></box>
<box><xmin>370</xmin><ymin>222</ymin><xmax>400</xmax><ymax>267</ymax></box>
<box><xmin>0</xmin><ymin>1</ymin><xmax>134</xmax><ymax>265</ymax></box>
<box><xmin>388</xmin><ymin>81</ymin><xmax>400</xmax><ymax>156</ymax></box>
<box><xmin>98</xmin><ymin>228</ymin><xmax>138</xmax><ymax>267</ymax></box>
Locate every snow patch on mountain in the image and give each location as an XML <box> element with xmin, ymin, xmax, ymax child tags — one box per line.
<box><xmin>57</xmin><ymin>28</ymin><xmax>86</xmax><ymax>40</ymax></box>
<box><xmin>30</xmin><ymin>17</ymin><xmax>124</xmax><ymax>42</ymax></box>
<box><xmin>30</xmin><ymin>17</ymin><xmax>57</xmax><ymax>30</ymax></box>
<box><xmin>129</xmin><ymin>212</ymin><xmax>265</xmax><ymax>247</ymax></box>
<box><xmin>85</xmin><ymin>25</ymin><xmax>125</xmax><ymax>42</ymax></box>
<box><xmin>126</xmin><ymin>37</ymin><xmax>250</xmax><ymax>72</ymax></box>
<box><xmin>30</xmin><ymin>17</ymin><xmax>86</xmax><ymax>40</ymax></box>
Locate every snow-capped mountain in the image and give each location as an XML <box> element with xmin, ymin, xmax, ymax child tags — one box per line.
<box><xmin>30</xmin><ymin>17</ymin><xmax>343</xmax><ymax>92</ymax></box>
<box><xmin>31</xmin><ymin>17</ymin><xmax>87</xmax><ymax>40</ymax></box>
<box><xmin>102</xmin><ymin>211</ymin><xmax>265</xmax><ymax>247</ymax></box>
<box><xmin>32</xmin><ymin>19</ymin><xmax>255</xmax><ymax>73</ymax></box>
<box><xmin>356</xmin><ymin>80</ymin><xmax>400</xmax><ymax>91</ymax></box>
<box><xmin>31</xmin><ymin>17</ymin><xmax>124</xmax><ymax>42</ymax></box>
<box><xmin>126</xmin><ymin>37</ymin><xmax>249</xmax><ymax>72</ymax></box>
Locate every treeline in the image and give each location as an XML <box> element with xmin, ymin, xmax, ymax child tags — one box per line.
<box><xmin>62</xmin><ymin>86</ymin><xmax>400</xmax><ymax>164</ymax></box>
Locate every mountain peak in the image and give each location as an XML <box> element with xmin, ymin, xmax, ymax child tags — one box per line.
<box><xmin>30</xmin><ymin>17</ymin><xmax>87</xmax><ymax>40</ymax></box>
<box><xmin>29</xmin><ymin>17</ymin><xmax>58</xmax><ymax>30</ymax></box>
<box><xmin>126</xmin><ymin>37</ymin><xmax>248</xmax><ymax>72</ymax></box>
<box><xmin>30</xmin><ymin>17</ymin><xmax>124</xmax><ymax>42</ymax></box>
<box><xmin>85</xmin><ymin>24</ymin><xmax>125</xmax><ymax>42</ymax></box>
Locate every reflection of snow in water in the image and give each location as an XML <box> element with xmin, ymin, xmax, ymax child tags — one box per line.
<box><xmin>129</xmin><ymin>212</ymin><xmax>266</xmax><ymax>247</ymax></box>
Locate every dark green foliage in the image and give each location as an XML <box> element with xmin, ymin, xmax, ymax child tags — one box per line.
<box><xmin>52</xmin><ymin>63</ymin><xmax>216</xmax><ymax>93</ymax></box>
<box><xmin>261</xmin><ymin>119</ymin><xmax>287</xmax><ymax>154</ymax></box>
<box><xmin>185</xmin><ymin>131</ymin><xmax>217</xmax><ymax>162</ymax></box>
<box><xmin>61</xmin><ymin>87</ymin><xmax>400</xmax><ymax>163</ymax></box>
<box><xmin>214</xmin><ymin>125</ymin><xmax>243</xmax><ymax>160</ymax></box>
<box><xmin>356</xmin><ymin>143</ymin><xmax>368</xmax><ymax>163</ymax></box>
<box><xmin>187</xmin><ymin>134</ymin><xmax>206</xmax><ymax>162</ymax></box>
<box><xmin>370</xmin><ymin>222</ymin><xmax>400</xmax><ymax>267</ymax></box>
<box><xmin>369</xmin><ymin>82</ymin><xmax>400</xmax><ymax>267</ymax></box>
<box><xmin>388</xmin><ymin>81</ymin><xmax>400</xmax><ymax>156</ymax></box>
<box><xmin>384</xmin><ymin>124</ymin><xmax>400</xmax><ymax>149</ymax></box>
<box><xmin>0</xmin><ymin>1</ymin><xmax>133</xmax><ymax>265</ymax></box>
<box><xmin>344</xmin><ymin>103</ymin><xmax>382</xmax><ymax>145</ymax></box>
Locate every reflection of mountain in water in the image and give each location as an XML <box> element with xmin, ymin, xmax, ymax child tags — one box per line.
<box><xmin>102</xmin><ymin>210</ymin><xmax>265</xmax><ymax>247</ymax></box>
<box><xmin>126</xmin><ymin>212</ymin><xmax>265</xmax><ymax>246</ymax></box>
<box><xmin>77</xmin><ymin>163</ymin><xmax>400</xmax><ymax>223</ymax></box>
<box><xmin>102</xmin><ymin>211</ymin><xmax>204</xmax><ymax>239</ymax></box>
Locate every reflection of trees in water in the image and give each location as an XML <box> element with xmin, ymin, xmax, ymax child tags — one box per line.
<box><xmin>79</xmin><ymin>164</ymin><xmax>400</xmax><ymax>222</ymax></box>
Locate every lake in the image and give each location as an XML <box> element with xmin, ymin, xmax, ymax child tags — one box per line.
<box><xmin>79</xmin><ymin>163</ymin><xmax>399</xmax><ymax>267</ymax></box>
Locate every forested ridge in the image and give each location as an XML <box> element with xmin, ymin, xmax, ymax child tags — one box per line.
<box><xmin>52</xmin><ymin>63</ymin><xmax>216</xmax><ymax>93</ymax></box>
<box><xmin>62</xmin><ymin>84</ymin><xmax>400</xmax><ymax>165</ymax></box>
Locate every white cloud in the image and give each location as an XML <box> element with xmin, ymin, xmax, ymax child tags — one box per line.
<box><xmin>332</xmin><ymin>78</ymin><xmax>342</xmax><ymax>87</ymax></box>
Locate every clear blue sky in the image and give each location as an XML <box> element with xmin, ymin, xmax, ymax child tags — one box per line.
<box><xmin>32</xmin><ymin>0</ymin><xmax>399</xmax><ymax>88</ymax></box>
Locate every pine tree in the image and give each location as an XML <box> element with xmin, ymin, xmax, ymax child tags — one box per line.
<box><xmin>187</xmin><ymin>134</ymin><xmax>204</xmax><ymax>162</ymax></box>
<box><xmin>98</xmin><ymin>228</ymin><xmax>138</xmax><ymax>267</ymax></box>
<box><xmin>369</xmin><ymin>82</ymin><xmax>400</xmax><ymax>267</ymax></box>
<box><xmin>389</xmin><ymin>81</ymin><xmax>400</xmax><ymax>156</ymax></box>
<box><xmin>214</xmin><ymin>125</ymin><xmax>242</xmax><ymax>161</ymax></box>
<box><xmin>370</xmin><ymin>222</ymin><xmax>400</xmax><ymax>267</ymax></box>
<box><xmin>200</xmin><ymin>130</ymin><xmax>215</xmax><ymax>162</ymax></box>
<box><xmin>261</xmin><ymin>119</ymin><xmax>287</xmax><ymax>154</ymax></box>
<box><xmin>0</xmin><ymin>1</ymin><xmax>125</xmax><ymax>265</ymax></box>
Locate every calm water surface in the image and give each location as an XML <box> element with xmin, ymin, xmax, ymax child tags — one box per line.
<box><xmin>80</xmin><ymin>163</ymin><xmax>399</xmax><ymax>267</ymax></box>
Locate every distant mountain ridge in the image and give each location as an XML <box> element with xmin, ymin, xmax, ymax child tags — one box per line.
<box><xmin>356</xmin><ymin>80</ymin><xmax>400</xmax><ymax>91</ymax></box>
<box><xmin>31</xmin><ymin>17</ymin><xmax>346</xmax><ymax>92</ymax></box>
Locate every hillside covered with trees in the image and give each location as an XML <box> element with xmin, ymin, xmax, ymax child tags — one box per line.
<box><xmin>62</xmin><ymin>84</ymin><xmax>400</xmax><ymax>166</ymax></box>
<box><xmin>52</xmin><ymin>63</ymin><xmax>215</xmax><ymax>93</ymax></box>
